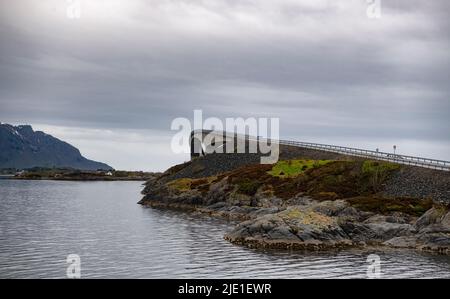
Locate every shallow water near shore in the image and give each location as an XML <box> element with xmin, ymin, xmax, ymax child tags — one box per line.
<box><xmin>0</xmin><ymin>180</ymin><xmax>449</xmax><ymax>279</ymax></box>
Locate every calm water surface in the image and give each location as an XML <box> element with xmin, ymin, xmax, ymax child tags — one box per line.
<box><xmin>0</xmin><ymin>180</ymin><xmax>449</xmax><ymax>279</ymax></box>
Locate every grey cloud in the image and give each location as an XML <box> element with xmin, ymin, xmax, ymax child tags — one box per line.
<box><xmin>0</xmin><ymin>0</ymin><xmax>449</xmax><ymax>164</ymax></box>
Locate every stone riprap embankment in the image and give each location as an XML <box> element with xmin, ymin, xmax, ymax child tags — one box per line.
<box><xmin>383</xmin><ymin>166</ymin><xmax>450</xmax><ymax>205</ymax></box>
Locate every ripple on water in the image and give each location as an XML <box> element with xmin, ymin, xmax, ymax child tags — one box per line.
<box><xmin>0</xmin><ymin>180</ymin><xmax>449</xmax><ymax>279</ymax></box>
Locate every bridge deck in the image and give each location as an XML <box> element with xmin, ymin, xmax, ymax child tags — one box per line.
<box><xmin>190</xmin><ymin>130</ymin><xmax>450</xmax><ymax>171</ymax></box>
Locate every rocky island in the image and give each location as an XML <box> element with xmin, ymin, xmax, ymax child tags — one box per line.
<box><xmin>139</xmin><ymin>144</ymin><xmax>450</xmax><ymax>255</ymax></box>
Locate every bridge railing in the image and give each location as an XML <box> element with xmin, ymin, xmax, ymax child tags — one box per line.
<box><xmin>191</xmin><ymin>130</ymin><xmax>450</xmax><ymax>171</ymax></box>
<box><xmin>277</xmin><ymin>139</ymin><xmax>450</xmax><ymax>171</ymax></box>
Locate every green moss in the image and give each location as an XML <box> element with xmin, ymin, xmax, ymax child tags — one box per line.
<box><xmin>167</xmin><ymin>178</ymin><xmax>193</xmax><ymax>191</ymax></box>
<box><xmin>362</xmin><ymin>160</ymin><xmax>400</xmax><ymax>174</ymax></box>
<box><xmin>361</xmin><ymin>161</ymin><xmax>400</xmax><ymax>192</ymax></box>
<box><xmin>279</xmin><ymin>208</ymin><xmax>336</xmax><ymax>228</ymax></box>
<box><xmin>314</xmin><ymin>192</ymin><xmax>339</xmax><ymax>201</ymax></box>
<box><xmin>167</xmin><ymin>176</ymin><xmax>217</xmax><ymax>194</ymax></box>
<box><xmin>346</xmin><ymin>196</ymin><xmax>433</xmax><ymax>216</ymax></box>
<box><xmin>236</xmin><ymin>179</ymin><xmax>262</xmax><ymax>196</ymax></box>
<box><xmin>268</xmin><ymin>159</ymin><xmax>333</xmax><ymax>178</ymax></box>
<box><xmin>163</xmin><ymin>158</ymin><xmax>407</xmax><ymax>205</ymax></box>
<box><xmin>284</xmin><ymin>209</ymin><xmax>302</xmax><ymax>219</ymax></box>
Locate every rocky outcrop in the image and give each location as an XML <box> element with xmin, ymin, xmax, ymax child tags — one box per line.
<box><xmin>224</xmin><ymin>200</ymin><xmax>450</xmax><ymax>253</ymax></box>
<box><xmin>383</xmin><ymin>207</ymin><xmax>450</xmax><ymax>253</ymax></box>
<box><xmin>224</xmin><ymin>204</ymin><xmax>355</xmax><ymax>250</ymax></box>
<box><xmin>140</xmin><ymin>157</ymin><xmax>450</xmax><ymax>254</ymax></box>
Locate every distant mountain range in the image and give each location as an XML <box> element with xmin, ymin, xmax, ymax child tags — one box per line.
<box><xmin>0</xmin><ymin>123</ymin><xmax>113</xmax><ymax>170</ymax></box>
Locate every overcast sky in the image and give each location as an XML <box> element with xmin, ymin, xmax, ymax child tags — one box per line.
<box><xmin>0</xmin><ymin>0</ymin><xmax>449</xmax><ymax>171</ymax></box>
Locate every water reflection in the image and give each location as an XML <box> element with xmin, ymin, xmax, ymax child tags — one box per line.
<box><xmin>0</xmin><ymin>180</ymin><xmax>449</xmax><ymax>278</ymax></box>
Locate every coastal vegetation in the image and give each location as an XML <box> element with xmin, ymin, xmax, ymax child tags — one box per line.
<box><xmin>268</xmin><ymin>159</ymin><xmax>333</xmax><ymax>178</ymax></box>
<box><xmin>140</xmin><ymin>155</ymin><xmax>450</xmax><ymax>254</ymax></box>
<box><xmin>345</xmin><ymin>196</ymin><xmax>433</xmax><ymax>217</ymax></box>
<box><xmin>11</xmin><ymin>167</ymin><xmax>156</xmax><ymax>181</ymax></box>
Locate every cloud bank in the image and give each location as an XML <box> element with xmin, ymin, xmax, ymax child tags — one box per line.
<box><xmin>1</xmin><ymin>0</ymin><xmax>449</xmax><ymax>170</ymax></box>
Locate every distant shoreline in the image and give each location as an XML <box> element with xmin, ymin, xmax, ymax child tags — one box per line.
<box><xmin>2</xmin><ymin>176</ymin><xmax>148</xmax><ymax>182</ymax></box>
<box><xmin>1</xmin><ymin>169</ymin><xmax>160</xmax><ymax>182</ymax></box>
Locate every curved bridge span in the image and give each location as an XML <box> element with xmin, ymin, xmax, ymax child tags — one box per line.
<box><xmin>190</xmin><ymin>130</ymin><xmax>450</xmax><ymax>172</ymax></box>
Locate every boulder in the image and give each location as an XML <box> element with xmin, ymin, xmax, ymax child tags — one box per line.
<box><xmin>248</xmin><ymin>207</ymin><xmax>280</xmax><ymax>218</ymax></box>
<box><xmin>410</xmin><ymin>207</ymin><xmax>450</xmax><ymax>253</ymax></box>
<box><xmin>414</xmin><ymin>207</ymin><xmax>447</xmax><ymax>231</ymax></box>
<box><xmin>383</xmin><ymin>236</ymin><xmax>418</xmax><ymax>248</ymax></box>
<box><xmin>365</xmin><ymin>222</ymin><xmax>415</xmax><ymax>240</ymax></box>
<box><xmin>417</xmin><ymin>233</ymin><xmax>450</xmax><ymax>253</ymax></box>
<box><xmin>364</xmin><ymin>213</ymin><xmax>413</xmax><ymax>224</ymax></box>
<box><xmin>311</xmin><ymin>200</ymin><xmax>348</xmax><ymax>216</ymax></box>
<box><xmin>338</xmin><ymin>221</ymin><xmax>377</xmax><ymax>243</ymax></box>
<box><xmin>441</xmin><ymin>211</ymin><xmax>450</xmax><ymax>227</ymax></box>
<box><xmin>224</xmin><ymin>206</ymin><xmax>354</xmax><ymax>250</ymax></box>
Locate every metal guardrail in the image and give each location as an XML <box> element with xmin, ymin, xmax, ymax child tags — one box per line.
<box><xmin>278</xmin><ymin>139</ymin><xmax>450</xmax><ymax>171</ymax></box>
<box><xmin>191</xmin><ymin>130</ymin><xmax>450</xmax><ymax>171</ymax></box>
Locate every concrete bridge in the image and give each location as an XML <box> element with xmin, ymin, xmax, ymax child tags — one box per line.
<box><xmin>190</xmin><ymin>130</ymin><xmax>262</xmax><ymax>157</ymax></box>
<box><xmin>190</xmin><ymin>130</ymin><xmax>450</xmax><ymax>171</ymax></box>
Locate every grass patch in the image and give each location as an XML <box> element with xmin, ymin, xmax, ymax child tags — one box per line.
<box><xmin>236</xmin><ymin>178</ymin><xmax>262</xmax><ymax>196</ymax></box>
<box><xmin>346</xmin><ymin>196</ymin><xmax>433</xmax><ymax>216</ymax></box>
<box><xmin>268</xmin><ymin>159</ymin><xmax>333</xmax><ymax>178</ymax></box>
<box><xmin>167</xmin><ymin>178</ymin><xmax>193</xmax><ymax>191</ymax></box>
<box><xmin>362</xmin><ymin>160</ymin><xmax>400</xmax><ymax>174</ymax></box>
<box><xmin>165</xmin><ymin>159</ymin><xmax>406</xmax><ymax>205</ymax></box>
<box><xmin>280</xmin><ymin>208</ymin><xmax>335</xmax><ymax>228</ymax></box>
<box><xmin>168</xmin><ymin>176</ymin><xmax>217</xmax><ymax>193</ymax></box>
<box><xmin>361</xmin><ymin>161</ymin><xmax>400</xmax><ymax>192</ymax></box>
